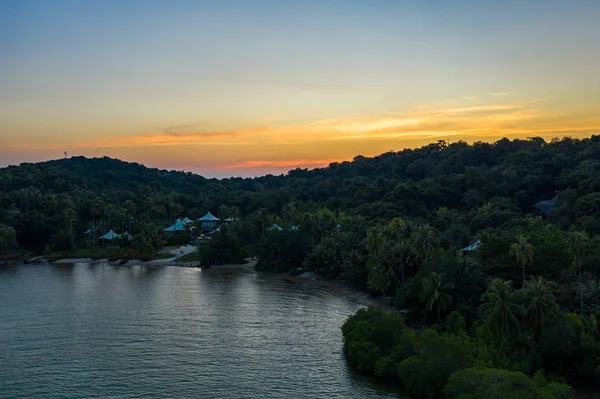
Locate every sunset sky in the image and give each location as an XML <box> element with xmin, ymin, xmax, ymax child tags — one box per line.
<box><xmin>1</xmin><ymin>0</ymin><xmax>599</xmax><ymax>177</ymax></box>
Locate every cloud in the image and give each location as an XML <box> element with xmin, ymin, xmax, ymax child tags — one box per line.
<box><xmin>335</xmin><ymin>118</ymin><xmax>423</xmax><ymax>133</ymax></box>
<box><xmin>223</xmin><ymin>159</ymin><xmax>341</xmax><ymax>170</ymax></box>
<box><xmin>490</xmin><ymin>92</ymin><xmax>517</xmax><ymax>96</ymax></box>
<box><xmin>3</xmin><ymin>96</ymin><xmax>598</xmax><ymax>177</ymax></box>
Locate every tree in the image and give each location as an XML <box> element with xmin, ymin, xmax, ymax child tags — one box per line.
<box><xmin>367</xmin><ymin>227</ymin><xmax>402</xmax><ymax>286</ymax></box>
<box><xmin>520</xmin><ymin>276</ymin><xmax>560</xmax><ymax>338</ymax></box>
<box><xmin>397</xmin><ymin>329</ymin><xmax>469</xmax><ymax>397</ymax></box>
<box><xmin>419</xmin><ymin>272</ymin><xmax>454</xmax><ymax>323</ymax></box>
<box><xmin>367</xmin><ymin>228</ymin><xmax>386</xmax><ymax>258</ymax></box>
<box><xmin>367</xmin><ymin>263</ymin><xmax>391</xmax><ymax>296</ymax></box>
<box><xmin>480</xmin><ymin>279</ymin><xmax>524</xmax><ymax>336</ymax></box>
<box><xmin>412</xmin><ymin>224</ymin><xmax>440</xmax><ymax>263</ymax></box>
<box><xmin>124</xmin><ymin>199</ymin><xmax>136</xmax><ymax>233</ymax></box>
<box><xmin>64</xmin><ymin>207</ymin><xmax>76</xmax><ymax>249</ymax></box>
<box><xmin>510</xmin><ymin>234</ymin><xmax>535</xmax><ymax>282</ymax></box>
<box><xmin>568</xmin><ymin>231</ymin><xmax>591</xmax><ymax>317</ymax></box>
<box><xmin>341</xmin><ymin>249</ymin><xmax>364</xmax><ymax>271</ymax></box>
<box><xmin>0</xmin><ymin>224</ymin><xmax>17</xmax><ymax>253</ymax></box>
<box><xmin>444</xmin><ymin>367</ymin><xmax>574</xmax><ymax>399</ymax></box>
<box><xmin>89</xmin><ymin>199</ymin><xmax>100</xmax><ymax>244</ymax></box>
<box><xmin>387</xmin><ymin>218</ymin><xmax>410</xmax><ymax>285</ymax></box>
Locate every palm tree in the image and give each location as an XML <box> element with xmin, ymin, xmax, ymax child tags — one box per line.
<box><xmin>367</xmin><ymin>228</ymin><xmax>386</xmax><ymax>258</ymax></box>
<box><xmin>64</xmin><ymin>207</ymin><xmax>76</xmax><ymax>249</ymax></box>
<box><xmin>141</xmin><ymin>186</ymin><xmax>153</xmax><ymax>221</ymax></box>
<box><xmin>412</xmin><ymin>225</ymin><xmax>440</xmax><ymax>263</ymax></box>
<box><xmin>388</xmin><ymin>217</ymin><xmax>406</xmax><ymax>240</ymax></box>
<box><xmin>90</xmin><ymin>199</ymin><xmax>101</xmax><ymax>244</ymax></box>
<box><xmin>480</xmin><ymin>279</ymin><xmax>524</xmax><ymax>336</ymax></box>
<box><xmin>520</xmin><ymin>276</ymin><xmax>559</xmax><ymax>338</ymax></box>
<box><xmin>568</xmin><ymin>231</ymin><xmax>591</xmax><ymax>317</ymax></box>
<box><xmin>510</xmin><ymin>234</ymin><xmax>534</xmax><ymax>282</ymax></box>
<box><xmin>124</xmin><ymin>200</ymin><xmax>136</xmax><ymax>233</ymax></box>
<box><xmin>367</xmin><ymin>264</ymin><xmax>390</xmax><ymax>296</ymax></box>
<box><xmin>342</xmin><ymin>249</ymin><xmax>364</xmax><ymax>271</ymax></box>
<box><xmin>258</xmin><ymin>209</ymin><xmax>270</xmax><ymax>236</ymax></box>
<box><xmin>419</xmin><ymin>272</ymin><xmax>454</xmax><ymax>323</ymax></box>
<box><xmin>281</xmin><ymin>202</ymin><xmax>298</xmax><ymax>223</ymax></box>
<box><xmin>367</xmin><ymin>228</ymin><xmax>402</xmax><ymax>286</ymax></box>
<box><xmin>300</xmin><ymin>213</ymin><xmax>314</xmax><ymax>236</ymax></box>
<box><xmin>395</xmin><ymin>240</ymin><xmax>410</xmax><ymax>285</ymax></box>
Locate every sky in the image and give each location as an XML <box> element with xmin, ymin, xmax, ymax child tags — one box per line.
<box><xmin>1</xmin><ymin>0</ymin><xmax>599</xmax><ymax>177</ymax></box>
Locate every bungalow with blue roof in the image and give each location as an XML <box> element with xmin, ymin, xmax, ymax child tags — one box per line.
<box><xmin>197</xmin><ymin>211</ymin><xmax>220</xmax><ymax>232</ymax></box>
<box><xmin>533</xmin><ymin>193</ymin><xmax>559</xmax><ymax>217</ymax></box>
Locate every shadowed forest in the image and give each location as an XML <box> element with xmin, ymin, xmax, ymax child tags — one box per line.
<box><xmin>2</xmin><ymin>135</ymin><xmax>600</xmax><ymax>397</ymax></box>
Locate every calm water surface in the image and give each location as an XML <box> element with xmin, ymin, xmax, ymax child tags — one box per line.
<box><xmin>0</xmin><ymin>264</ymin><xmax>399</xmax><ymax>398</ymax></box>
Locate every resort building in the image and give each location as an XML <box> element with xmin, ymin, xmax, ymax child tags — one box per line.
<box><xmin>460</xmin><ymin>240</ymin><xmax>482</xmax><ymax>252</ymax></box>
<box><xmin>100</xmin><ymin>229</ymin><xmax>120</xmax><ymax>240</ymax></box>
<box><xmin>164</xmin><ymin>220</ymin><xmax>187</xmax><ymax>232</ymax></box>
<box><xmin>266</xmin><ymin>223</ymin><xmax>283</xmax><ymax>232</ymax></box>
<box><xmin>197</xmin><ymin>211</ymin><xmax>220</xmax><ymax>232</ymax></box>
<box><xmin>534</xmin><ymin>194</ymin><xmax>559</xmax><ymax>217</ymax></box>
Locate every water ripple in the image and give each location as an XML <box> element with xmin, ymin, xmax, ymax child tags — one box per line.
<box><xmin>0</xmin><ymin>264</ymin><xmax>399</xmax><ymax>399</ymax></box>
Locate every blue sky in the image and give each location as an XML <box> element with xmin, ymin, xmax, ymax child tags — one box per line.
<box><xmin>1</xmin><ymin>0</ymin><xmax>599</xmax><ymax>176</ymax></box>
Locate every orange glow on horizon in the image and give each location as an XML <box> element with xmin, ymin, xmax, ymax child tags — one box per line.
<box><xmin>1</xmin><ymin>95</ymin><xmax>598</xmax><ymax>177</ymax></box>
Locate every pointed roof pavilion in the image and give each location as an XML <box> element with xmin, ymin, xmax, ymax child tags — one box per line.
<box><xmin>100</xmin><ymin>229</ymin><xmax>121</xmax><ymax>240</ymax></box>
<box><xmin>197</xmin><ymin>212</ymin><xmax>220</xmax><ymax>222</ymax></box>
<box><xmin>266</xmin><ymin>223</ymin><xmax>283</xmax><ymax>232</ymax></box>
<box><xmin>165</xmin><ymin>220</ymin><xmax>186</xmax><ymax>232</ymax></box>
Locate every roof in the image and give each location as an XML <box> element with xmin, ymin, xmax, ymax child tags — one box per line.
<box><xmin>84</xmin><ymin>225</ymin><xmax>102</xmax><ymax>235</ymax></box>
<box><xmin>266</xmin><ymin>223</ymin><xmax>283</xmax><ymax>231</ymax></box>
<box><xmin>460</xmin><ymin>240</ymin><xmax>482</xmax><ymax>252</ymax></box>
<box><xmin>165</xmin><ymin>220</ymin><xmax>186</xmax><ymax>232</ymax></box>
<box><xmin>198</xmin><ymin>211</ymin><xmax>220</xmax><ymax>221</ymax></box>
<box><xmin>100</xmin><ymin>229</ymin><xmax>120</xmax><ymax>240</ymax></box>
<box><xmin>180</xmin><ymin>217</ymin><xmax>194</xmax><ymax>224</ymax></box>
<box><xmin>290</xmin><ymin>225</ymin><xmax>299</xmax><ymax>231</ymax></box>
<box><xmin>534</xmin><ymin>195</ymin><xmax>558</xmax><ymax>215</ymax></box>
<box><xmin>224</xmin><ymin>217</ymin><xmax>239</xmax><ymax>222</ymax></box>
<box><xmin>121</xmin><ymin>231</ymin><xmax>134</xmax><ymax>240</ymax></box>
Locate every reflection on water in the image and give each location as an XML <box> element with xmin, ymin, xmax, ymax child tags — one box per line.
<box><xmin>0</xmin><ymin>264</ymin><xmax>400</xmax><ymax>399</ymax></box>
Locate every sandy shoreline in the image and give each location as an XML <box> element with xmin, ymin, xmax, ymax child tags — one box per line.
<box><xmin>48</xmin><ymin>257</ymin><xmax>257</xmax><ymax>270</ymax></box>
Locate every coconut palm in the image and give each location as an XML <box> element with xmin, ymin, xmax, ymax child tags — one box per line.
<box><xmin>64</xmin><ymin>207</ymin><xmax>76</xmax><ymax>249</ymax></box>
<box><xmin>367</xmin><ymin>228</ymin><xmax>402</xmax><ymax>286</ymax></box>
<box><xmin>281</xmin><ymin>202</ymin><xmax>298</xmax><ymax>223</ymax></box>
<box><xmin>480</xmin><ymin>279</ymin><xmax>524</xmax><ymax>336</ymax></box>
<box><xmin>366</xmin><ymin>228</ymin><xmax>386</xmax><ymax>258</ymax></box>
<box><xmin>510</xmin><ymin>234</ymin><xmax>535</xmax><ymax>282</ymax></box>
<box><xmin>520</xmin><ymin>276</ymin><xmax>559</xmax><ymax>337</ymax></box>
<box><xmin>90</xmin><ymin>199</ymin><xmax>102</xmax><ymax>244</ymax></box>
<box><xmin>388</xmin><ymin>217</ymin><xmax>407</xmax><ymax>240</ymax></box>
<box><xmin>394</xmin><ymin>240</ymin><xmax>411</xmax><ymax>285</ymax></box>
<box><xmin>300</xmin><ymin>213</ymin><xmax>314</xmax><ymax>236</ymax></box>
<box><xmin>568</xmin><ymin>231</ymin><xmax>591</xmax><ymax>317</ymax></box>
<box><xmin>367</xmin><ymin>263</ymin><xmax>390</xmax><ymax>296</ymax></box>
<box><xmin>419</xmin><ymin>272</ymin><xmax>454</xmax><ymax>323</ymax></box>
<box><xmin>124</xmin><ymin>200</ymin><xmax>136</xmax><ymax>233</ymax></box>
<box><xmin>341</xmin><ymin>249</ymin><xmax>364</xmax><ymax>271</ymax></box>
<box><xmin>412</xmin><ymin>225</ymin><xmax>440</xmax><ymax>263</ymax></box>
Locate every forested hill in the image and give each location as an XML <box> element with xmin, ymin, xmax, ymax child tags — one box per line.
<box><xmin>2</xmin><ymin>135</ymin><xmax>600</xmax><ymax>232</ymax></box>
